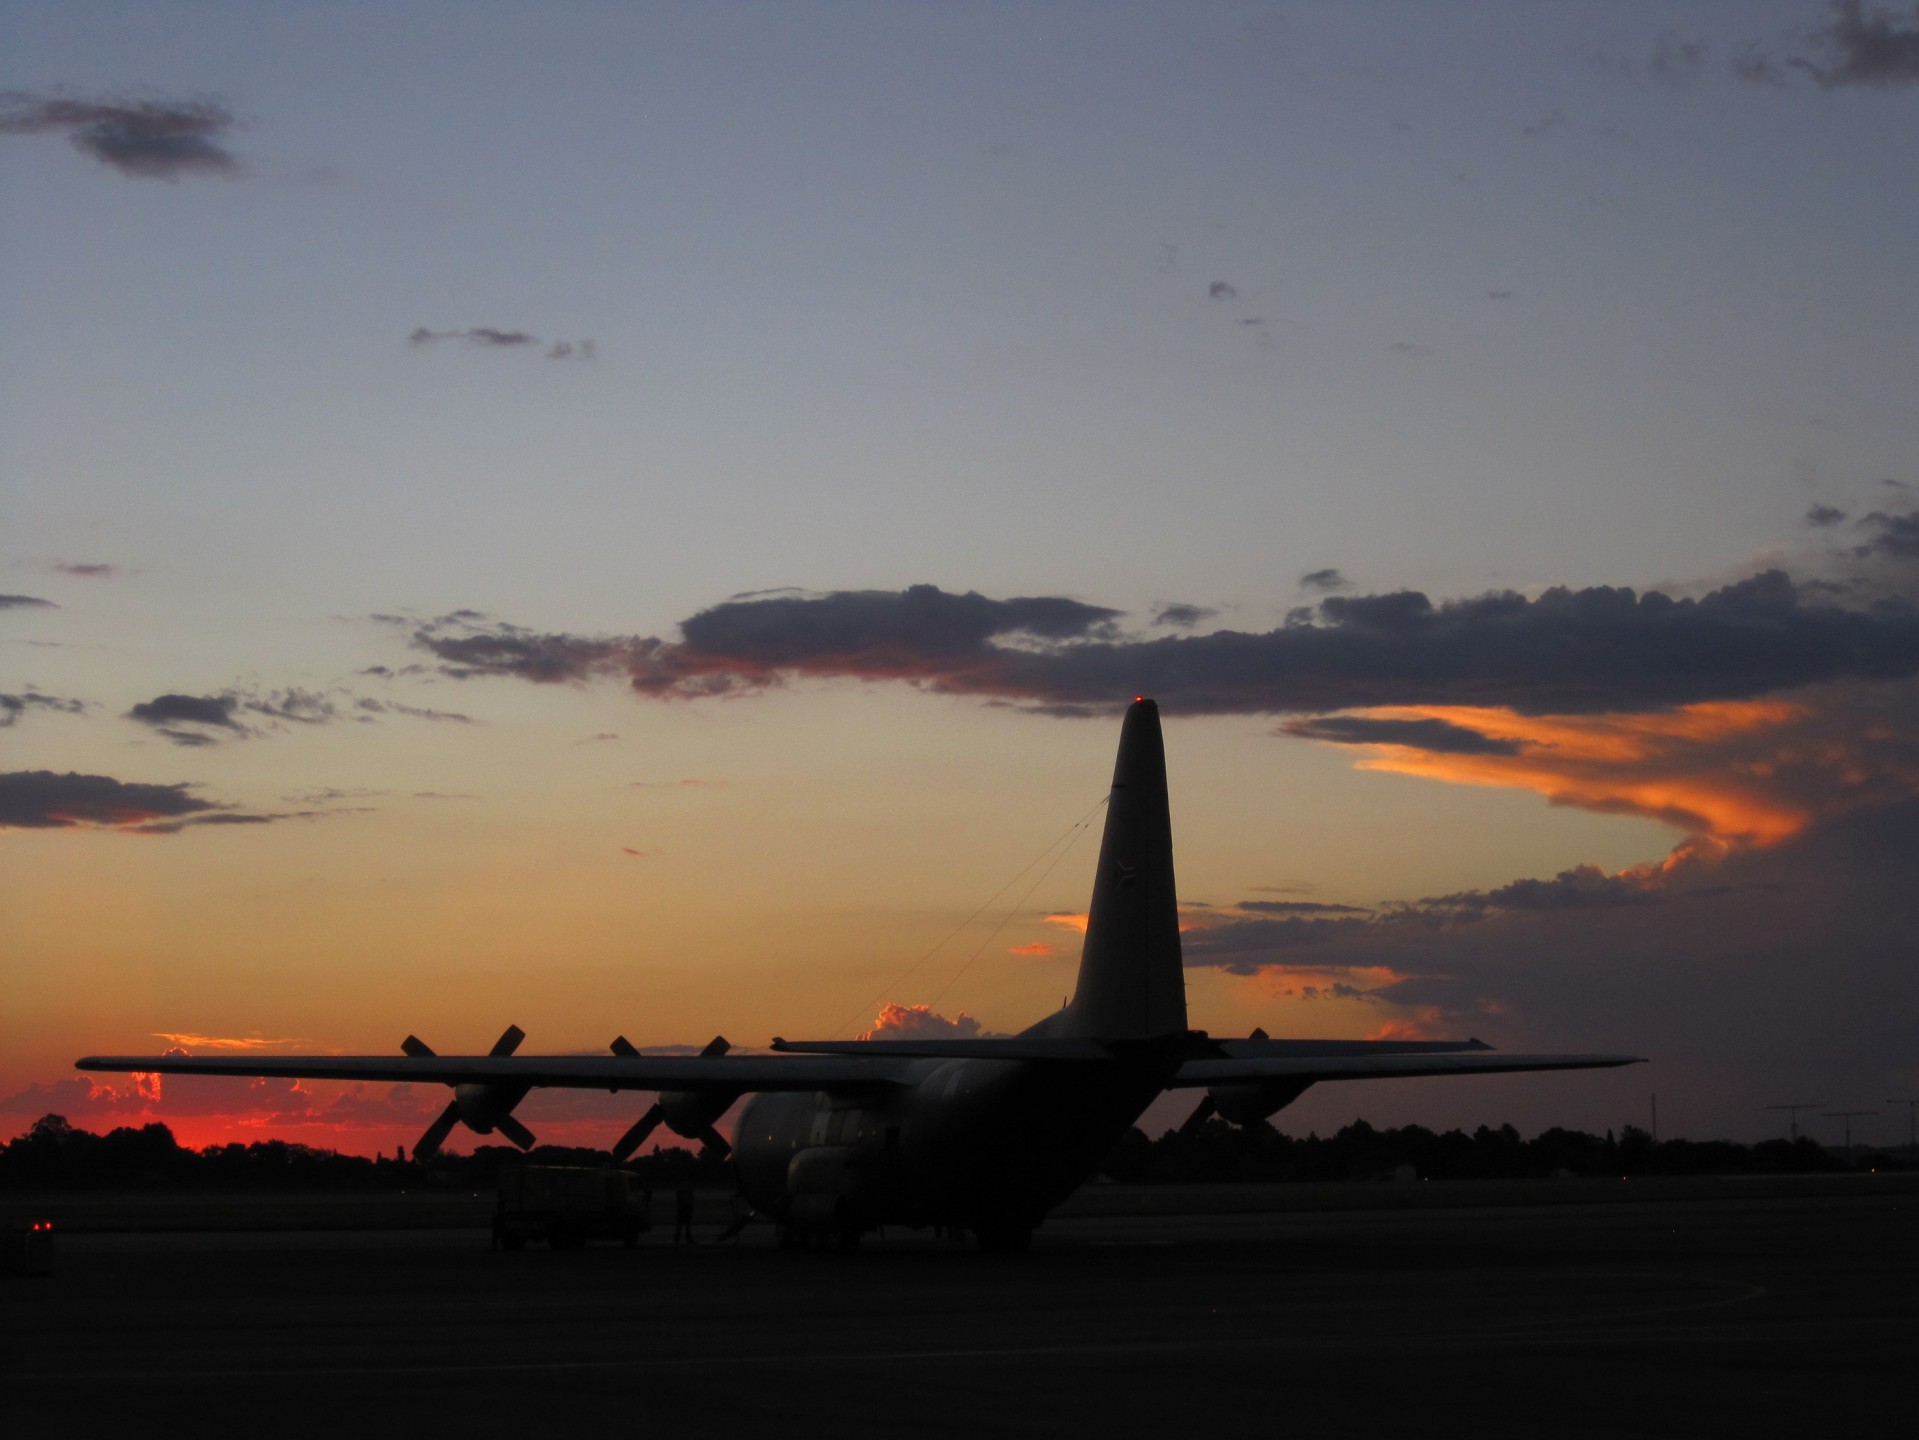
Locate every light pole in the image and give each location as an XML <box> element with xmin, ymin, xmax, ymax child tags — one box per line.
<box><xmin>1821</xmin><ymin>1110</ymin><xmax>1875</xmax><ymax>1152</ymax></box>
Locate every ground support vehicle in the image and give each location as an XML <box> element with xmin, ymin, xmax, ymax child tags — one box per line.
<box><xmin>494</xmin><ymin>1166</ymin><xmax>650</xmax><ymax>1250</ymax></box>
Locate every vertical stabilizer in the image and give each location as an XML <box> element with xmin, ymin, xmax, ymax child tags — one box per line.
<box><xmin>1064</xmin><ymin>699</ymin><xmax>1187</xmax><ymax>1039</ymax></box>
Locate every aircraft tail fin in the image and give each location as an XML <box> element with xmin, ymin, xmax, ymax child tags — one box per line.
<box><xmin>1062</xmin><ymin>698</ymin><xmax>1187</xmax><ymax>1039</ymax></box>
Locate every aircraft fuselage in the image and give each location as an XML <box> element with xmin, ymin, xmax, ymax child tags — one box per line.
<box><xmin>734</xmin><ymin>1048</ymin><xmax>1176</xmax><ymax>1245</ymax></box>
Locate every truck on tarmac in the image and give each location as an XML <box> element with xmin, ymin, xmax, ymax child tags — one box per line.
<box><xmin>494</xmin><ymin>1165</ymin><xmax>651</xmax><ymax>1250</ymax></box>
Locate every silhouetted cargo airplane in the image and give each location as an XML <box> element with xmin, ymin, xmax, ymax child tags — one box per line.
<box><xmin>79</xmin><ymin>699</ymin><xmax>1640</xmax><ymax>1250</ymax></box>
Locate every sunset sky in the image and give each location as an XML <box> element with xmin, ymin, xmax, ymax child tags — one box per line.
<box><xmin>6</xmin><ymin>1</ymin><xmax>1919</xmax><ymax>1157</ymax></box>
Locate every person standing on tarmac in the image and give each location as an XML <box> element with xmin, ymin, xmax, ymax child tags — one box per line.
<box><xmin>673</xmin><ymin>1182</ymin><xmax>696</xmax><ymax>1244</ymax></box>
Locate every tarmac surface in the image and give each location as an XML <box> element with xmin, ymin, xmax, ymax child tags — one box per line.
<box><xmin>5</xmin><ymin>1177</ymin><xmax>1915</xmax><ymax>1435</ymax></box>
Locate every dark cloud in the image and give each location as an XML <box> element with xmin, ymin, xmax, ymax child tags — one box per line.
<box><xmin>0</xmin><ymin>770</ymin><xmax>217</xmax><ymax>830</ymax></box>
<box><xmin>406</xmin><ymin>586</ymin><xmax>1124</xmax><ymax>697</ymax></box>
<box><xmin>1181</xmin><ymin>848</ymin><xmax>1760</xmax><ymax>976</ymax></box>
<box><xmin>1181</xmin><ymin>911</ymin><xmax>1374</xmax><ymax>973</ymax></box>
<box><xmin>355</xmin><ymin>698</ymin><xmax>473</xmax><ymax>724</ymax></box>
<box><xmin>283</xmin><ymin>786</ymin><xmax>386</xmax><ymax>805</ymax></box>
<box><xmin>1731</xmin><ymin>3</ymin><xmax>1919</xmax><ymax>89</ymax></box>
<box><xmin>126</xmin><ymin>693</ymin><xmax>244</xmax><ymax>736</ymax></box>
<box><xmin>0</xmin><ymin>692</ymin><xmax>86</xmax><ymax>727</ymax></box>
<box><xmin>410</xmin><ymin>328</ymin><xmax>591</xmax><ymax>355</ymax></box>
<box><xmin>1280</xmin><ymin>714</ymin><xmax>1523</xmax><ymax>756</ymax></box>
<box><xmin>1521</xmin><ymin>111</ymin><xmax>1568</xmax><ymax>137</ymax></box>
<box><xmin>1389</xmin><ymin>341</ymin><xmax>1433</xmax><ymax>357</ymax></box>
<box><xmin>1420</xmin><ymin>864</ymin><xmax>1666</xmax><ymax>915</ymax></box>
<box><xmin>1648</xmin><ymin>33</ymin><xmax>1711</xmax><ymax>84</ymax></box>
<box><xmin>411</xmin><ymin>616</ymin><xmax>648</xmax><ymax>684</ymax></box>
<box><xmin>1237</xmin><ymin>899</ymin><xmax>1372</xmax><ymax>915</ymax></box>
<box><xmin>1732</xmin><ymin>44</ymin><xmax>1791</xmax><ymax>85</ymax></box>
<box><xmin>649</xmin><ymin>585</ymin><xmax>1124</xmax><ymax>698</ymax></box>
<box><xmin>127</xmin><ymin>683</ymin><xmax>472</xmax><ymax>743</ymax></box>
<box><xmin>52</xmin><ymin>561</ymin><xmax>119</xmax><ymax>578</ymax></box>
<box><xmin>0</xmin><ymin>93</ymin><xmax>240</xmax><ymax>178</ymax></box>
<box><xmin>1857</xmin><ymin>509</ymin><xmax>1919</xmax><ymax>559</ymax></box>
<box><xmin>1152</xmin><ymin>603</ymin><xmax>1216</xmax><ymax>628</ymax></box>
<box><xmin>403</xmin><ymin>572</ymin><xmax>1919</xmax><ymax>720</ymax></box>
<box><xmin>1299</xmin><ymin>568</ymin><xmax>1350</xmax><ymax>592</ymax></box>
<box><xmin>1</xmin><ymin>594</ymin><xmax>55</xmax><ymax>610</ymax></box>
<box><xmin>1208</xmin><ymin>281</ymin><xmax>1237</xmax><ymax>301</ymax></box>
<box><xmin>1806</xmin><ymin>504</ymin><xmax>1848</xmax><ymax>528</ymax></box>
<box><xmin>1245</xmin><ymin>798</ymin><xmax>1919</xmax><ymax>1139</ymax></box>
<box><xmin>246</xmin><ymin>688</ymin><xmax>339</xmax><ymax>725</ymax></box>
<box><xmin>1806</xmin><ymin>0</ymin><xmax>1919</xmax><ymax>87</ymax></box>
<box><xmin>0</xmin><ymin>770</ymin><xmax>344</xmax><ymax>834</ymax></box>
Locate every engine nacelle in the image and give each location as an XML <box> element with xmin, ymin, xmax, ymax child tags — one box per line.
<box><xmin>1207</xmin><ymin>1079</ymin><xmax>1314</xmax><ymax>1127</ymax></box>
<box><xmin>454</xmin><ymin>1081</ymin><xmax>530</xmax><ymax>1134</ymax></box>
<box><xmin>658</xmin><ymin>1088</ymin><xmax>732</xmax><ymax>1140</ymax></box>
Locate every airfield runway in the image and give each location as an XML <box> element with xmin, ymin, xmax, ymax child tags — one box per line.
<box><xmin>5</xmin><ymin>1178</ymin><xmax>1914</xmax><ymax>1435</ymax></box>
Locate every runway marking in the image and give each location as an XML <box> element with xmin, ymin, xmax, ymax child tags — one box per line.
<box><xmin>19</xmin><ymin>1278</ymin><xmax>1770</xmax><ymax>1385</ymax></box>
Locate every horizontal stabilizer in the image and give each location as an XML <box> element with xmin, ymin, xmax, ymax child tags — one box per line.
<box><xmin>1207</xmin><ymin>1036</ymin><xmax>1492</xmax><ymax>1059</ymax></box>
<box><xmin>1170</xmin><ymin>1051</ymin><xmax>1645</xmax><ymax>1088</ymax></box>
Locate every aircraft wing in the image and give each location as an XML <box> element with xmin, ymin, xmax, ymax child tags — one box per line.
<box><xmin>73</xmin><ymin>1051</ymin><xmax>917</xmax><ymax>1093</ymax></box>
<box><xmin>1169</xmin><ymin>1051</ymin><xmax>1645</xmax><ymax>1087</ymax></box>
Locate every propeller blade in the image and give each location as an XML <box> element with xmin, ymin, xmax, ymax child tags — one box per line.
<box><xmin>1248</xmin><ymin>1026</ymin><xmax>1269</xmax><ymax>1041</ymax></box>
<box><xmin>609</xmin><ymin>1035</ymin><xmax>639</xmax><ymax>1058</ymax></box>
<box><xmin>494</xmin><ymin>1113</ymin><xmax>537</xmax><ymax>1151</ymax></box>
<box><xmin>489</xmin><ymin>1025</ymin><xmax>526</xmax><ymax>1057</ymax></box>
<box><xmin>611</xmin><ymin>1103</ymin><xmax>664</xmax><ymax>1162</ymax></box>
<box><xmin>402</xmin><ymin>1035</ymin><xmax>435</xmax><ymax>1058</ymax></box>
<box><xmin>700</xmin><ymin>1035</ymin><xmax>731</xmax><ymax>1058</ymax></box>
<box><xmin>693</xmin><ymin>1124</ymin><xmax>732</xmax><ymax>1161</ymax></box>
<box><xmin>414</xmin><ymin>1100</ymin><xmax>461</xmax><ymax>1161</ymax></box>
<box><xmin>1177</xmin><ymin>1095</ymin><xmax>1218</xmax><ymax>1140</ymax></box>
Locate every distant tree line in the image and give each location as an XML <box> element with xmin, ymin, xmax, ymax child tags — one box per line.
<box><xmin>1</xmin><ymin>1111</ymin><xmax>1899</xmax><ymax>1192</ymax></box>
<box><xmin>0</xmin><ymin>1114</ymin><xmax>730</xmax><ymax>1191</ymax></box>
<box><xmin>1100</xmin><ymin>1117</ymin><xmax>1871</xmax><ymax>1183</ymax></box>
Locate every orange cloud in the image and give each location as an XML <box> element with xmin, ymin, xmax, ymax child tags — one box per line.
<box><xmin>152</xmin><ymin>1033</ymin><xmax>315</xmax><ymax>1051</ymax></box>
<box><xmin>1366</xmin><ymin>1017</ymin><xmax>1444</xmax><ymax>1041</ymax></box>
<box><xmin>858</xmin><ymin>1003</ymin><xmax>982</xmax><ymax>1041</ymax></box>
<box><xmin>1292</xmin><ymin>693</ymin><xmax>1919</xmax><ymax>848</ymax></box>
<box><xmin>1245</xmin><ymin>964</ymin><xmax>1408</xmax><ymax>1001</ymax></box>
<box><xmin>1042</xmin><ymin>912</ymin><xmax>1088</xmax><ymax>933</ymax></box>
<box><xmin>1007</xmin><ymin>942</ymin><xmax>1053</xmax><ymax>957</ymax></box>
